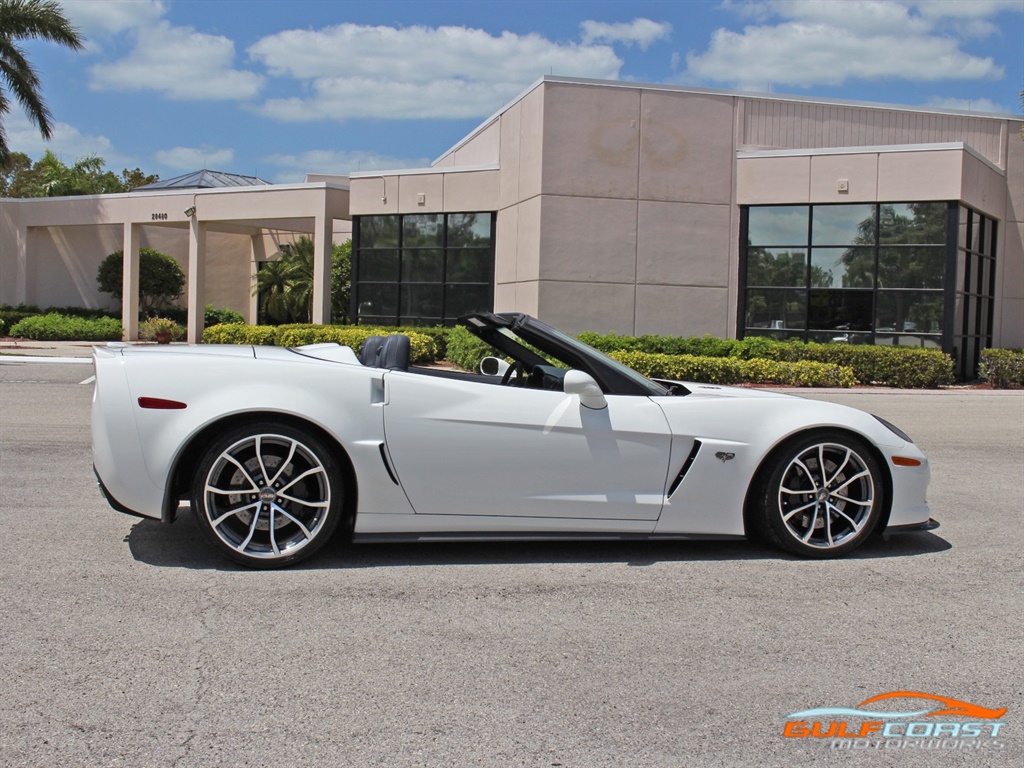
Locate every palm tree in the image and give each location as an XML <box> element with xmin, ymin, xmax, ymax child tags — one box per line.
<box><xmin>253</xmin><ymin>257</ymin><xmax>296</xmax><ymax>325</ymax></box>
<box><xmin>0</xmin><ymin>0</ymin><xmax>84</xmax><ymax>169</ymax></box>
<box><xmin>253</xmin><ymin>237</ymin><xmax>352</xmax><ymax>324</ymax></box>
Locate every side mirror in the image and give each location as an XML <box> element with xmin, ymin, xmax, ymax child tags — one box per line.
<box><xmin>480</xmin><ymin>357</ymin><xmax>510</xmax><ymax>377</ymax></box>
<box><xmin>563</xmin><ymin>370</ymin><xmax>607</xmax><ymax>410</ymax></box>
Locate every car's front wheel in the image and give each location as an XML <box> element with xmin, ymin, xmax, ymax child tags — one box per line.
<box><xmin>191</xmin><ymin>422</ymin><xmax>344</xmax><ymax>568</ymax></box>
<box><xmin>754</xmin><ymin>431</ymin><xmax>884</xmax><ymax>558</ymax></box>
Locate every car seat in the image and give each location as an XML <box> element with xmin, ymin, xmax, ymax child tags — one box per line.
<box><xmin>378</xmin><ymin>334</ymin><xmax>411</xmax><ymax>371</ymax></box>
<box><xmin>359</xmin><ymin>335</ymin><xmax>386</xmax><ymax>366</ymax></box>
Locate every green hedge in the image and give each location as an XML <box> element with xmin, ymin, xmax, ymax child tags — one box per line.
<box><xmin>9</xmin><ymin>313</ymin><xmax>123</xmax><ymax>341</ymax></box>
<box><xmin>0</xmin><ymin>304</ymin><xmax>43</xmax><ymax>329</ymax></box>
<box><xmin>580</xmin><ymin>331</ymin><xmax>953</xmax><ymax>388</ymax></box>
<box><xmin>610</xmin><ymin>351</ymin><xmax>856</xmax><ymax>388</ymax></box>
<box><xmin>200</xmin><ymin>323</ymin><xmax>278</xmax><ymax>345</ymax></box>
<box><xmin>444</xmin><ymin>325</ymin><xmax>496</xmax><ymax>372</ymax></box>
<box><xmin>202</xmin><ymin>323</ymin><xmax>437</xmax><ymax>364</ymax></box>
<box><xmin>979</xmin><ymin>348</ymin><xmax>1024</xmax><ymax>389</ymax></box>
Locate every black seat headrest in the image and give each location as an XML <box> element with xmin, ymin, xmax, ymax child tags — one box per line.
<box><xmin>378</xmin><ymin>334</ymin><xmax>411</xmax><ymax>371</ymax></box>
<box><xmin>359</xmin><ymin>335</ymin><xmax>386</xmax><ymax>366</ymax></box>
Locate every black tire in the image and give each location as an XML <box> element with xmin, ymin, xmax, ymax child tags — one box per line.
<box><xmin>191</xmin><ymin>421</ymin><xmax>345</xmax><ymax>568</ymax></box>
<box><xmin>753</xmin><ymin>431</ymin><xmax>885</xmax><ymax>558</ymax></box>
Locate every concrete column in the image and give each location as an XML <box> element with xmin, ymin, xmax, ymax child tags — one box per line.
<box><xmin>249</xmin><ymin>234</ymin><xmax>260</xmax><ymax>324</ymax></box>
<box><xmin>121</xmin><ymin>222</ymin><xmax>140</xmax><ymax>340</ymax></box>
<box><xmin>186</xmin><ymin>217</ymin><xmax>206</xmax><ymax>343</ymax></box>
<box><xmin>312</xmin><ymin>209</ymin><xmax>332</xmax><ymax>325</ymax></box>
<box><xmin>12</xmin><ymin>225</ymin><xmax>28</xmax><ymax>305</ymax></box>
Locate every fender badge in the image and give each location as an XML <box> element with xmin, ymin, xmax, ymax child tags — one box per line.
<box><xmin>715</xmin><ymin>451</ymin><xmax>735</xmax><ymax>462</ymax></box>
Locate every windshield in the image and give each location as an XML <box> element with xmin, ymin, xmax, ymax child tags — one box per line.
<box><xmin>527</xmin><ymin>320</ymin><xmax>670</xmax><ymax>397</ymax></box>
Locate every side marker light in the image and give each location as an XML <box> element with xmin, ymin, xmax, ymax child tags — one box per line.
<box><xmin>138</xmin><ymin>397</ymin><xmax>187</xmax><ymax>410</ymax></box>
<box><xmin>891</xmin><ymin>456</ymin><xmax>921</xmax><ymax>467</ymax></box>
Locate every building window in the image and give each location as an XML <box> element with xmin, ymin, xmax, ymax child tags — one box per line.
<box><xmin>352</xmin><ymin>212</ymin><xmax>495</xmax><ymax>326</ymax></box>
<box><xmin>954</xmin><ymin>206</ymin><xmax>997</xmax><ymax>380</ymax></box>
<box><xmin>740</xmin><ymin>202</ymin><xmax>996</xmax><ymax>378</ymax></box>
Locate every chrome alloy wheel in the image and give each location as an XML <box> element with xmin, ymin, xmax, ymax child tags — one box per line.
<box><xmin>202</xmin><ymin>432</ymin><xmax>332</xmax><ymax>561</ymax></box>
<box><xmin>777</xmin><ymin>441</ymin><xmax>876</xmax><ymax>550</ymax></box>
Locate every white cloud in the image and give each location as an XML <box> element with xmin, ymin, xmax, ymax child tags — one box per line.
<box><xmin>90</xmin><ymin>21</ymin><xmax>263</xmax><ymax>100</ymax></box>
<box><xmin>248</xmin><ymin>23</ymin><xmax>622</xmax><ymax>120</ymax></box>
<box><xmin>62</xmin><ymin>0</ymin><xmax>165</xmax><ymax>36</ymax></box>
<box><xmin>155</xmin><ymin>146</ymin><xmax>235</xmax><ymax>171</ymax></box>
<box><xmin>684</xmin><ymin>0</ymin><xmax>1009</xmax><ymax>89</ymax></box>
<box><xmin>580</xmin><ymin>19</ymin><xmax>673</xmax><ymax>50</ymax></box>
<box><xmin>4</xmin><ymin>109</ymin><xmax>124</xmax><ymax>164</ymax></box>
<box><xmin>262</xmin><ymin>149</ymin><xmax>433</xmax><ymax>183</ymax></box>
<box><xmin>910</xmin><ymin>0</ymin><xmax>1024</xmax><ymax>20</ymax></box>
<box><xmin>925</xmin><ymin>96</ymin><xmax>1013</xmax><ymax>114</ymax></box>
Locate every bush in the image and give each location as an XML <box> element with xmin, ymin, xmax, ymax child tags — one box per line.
<box><xmin>140</xmin><ymin>317</ymin><xmax>186</xmax><ymax>342</ymax></box>
<box><xmin>0</xmin><ymin>318</ymin><xmax>6</xmax><ymax>335</ymax></box>
<box><xmin>609</xmin><ymin>351</ymin><xmax>855</xmax><ymax>387</ymax></box>
<box><xmin>42</xmin><ymin>305</ymin><xmax>118</xmax><ymax>320</ymax></box>
<box><xmin>10</xmin><ymin>313</ymin><xmax>122</xmax><ymax>341</ymax></box>
<box><xmin>579</xmin><ymin>331</ymin><xmax>952</xmax><ymax>388</ymax></box>
<box><xmin>97</xmin><ymin>248</ymin><xmax>186</xmax><ymax>312</ymax></box>
<box><xmin>201</xmin><ymin>323</ymin><xmax>437</xmax><ymax>363</ymax></box>
<box><xmin>0</xmin><ymin>304</ymin><xmax>42</xmax><ymax>328</ymax></box>
<box><xmin>979</xmin><ymin>348</ymin><xmax>1024</xmax><ymax>389</ymax></box>
<box><xmin>204</xmin><ymin>304</ymin><xmax>245</xmax><ymax>327</ymax></box>
<box><xmin>444</xmin><ymin>325</ymin><xmax>496</xmax><ymax>372</ymax></box>
<box><xmin>390</xmin><ymin>325</ymin><xmax>450</xmax><ymax>359</ymax></box>
<box><xmin>795</xmin><ymin>342</ymin><xmax>953</xmax><ymax>388</ymax></box>
<box><xmin>201</xmin><ymin>323</ymin><xmax>277</xmax><ymax>345</ymax></box>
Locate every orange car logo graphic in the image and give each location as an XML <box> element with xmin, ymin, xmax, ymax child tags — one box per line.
<box><xmin>787</xmin><ymin>690</ymin><xmax>1006</xmax><ymax>721</ymax></box>
<box><xmin>783</xmin><ymin>690</ymin><xmax>1009</xmax><ymax>742</ymax></box>
<box><xmin>857</xmin><ymin>691</ymin><xmax>1006</xmax><ymax>720</ymax></box>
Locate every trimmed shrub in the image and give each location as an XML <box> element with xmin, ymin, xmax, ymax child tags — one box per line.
<box><xmin>204</xmin><ymin>304</ymin><xmax>245</xmax><ymax>327</ymax></box>
<box><xmin>0</xmin><ymin>304</ymin><xmax>42</xmax><ymax>328</ymax></box>
<box><xmin>444</xmin><ymin>325</ymin><xmax>496</xmax><ymax>372</ymax></box>
<box><xmin>42</xmin><ymin>306</ymin><xmax>118</xmax><ymax>320</ymax></box>
<box><xmin>979</xmin><ymin>348</ymin><xmax>1024</xmax><ymax>389</ymax></box>
<box><xmin>579</xmin><ymin>330</ymin><xmax>952</xmax><ymax>388</ymax></box>
<box><xmin>202</xmin><ymin>323</ymin><xmax>436</xmax><ymax>363</ymax></box>
<box><xmin>796</xmin><ymin>342</ymin><xmax>953</xmax><ymax>388</ymax></box>
<box><xmin>391</xmin><ymin>325</ymin><xmax>450</xmax><ymax>359</ymax></box>
<box><xmin>201</xmin><ymin>323</ymin><xmax>278</xmax><ymax>345</ymax></box>
<box><xmin>610</xmin><ymin>351</ymin><xmax>856</xmax><ymax>388</ymax></box>
<box><xmin>10</xmin><ymin>313</ymin><xmax>122</xmax><ymax>341</ymax></box>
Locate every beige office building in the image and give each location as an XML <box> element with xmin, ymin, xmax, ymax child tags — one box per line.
<box><xmin>2</xmin><ymin>76</ymin><xmax>1022</xmax><ymax>378</ymax></box>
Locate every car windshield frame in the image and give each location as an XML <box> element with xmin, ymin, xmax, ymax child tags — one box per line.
<box><xmin>460</xmin><ymin>313</ymin><xmax>671</xmax><ymax>397</ymax></box>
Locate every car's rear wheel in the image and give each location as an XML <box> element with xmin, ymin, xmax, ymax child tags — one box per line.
<box><xmin>754</xmin><ymin>431</ymin><xmax>884</xmax><ymax>558</ymax></box>
<box><xmin>191</xmin><ymin>422</ymin><xmax>344</xmax><ymax>568</ymax></box>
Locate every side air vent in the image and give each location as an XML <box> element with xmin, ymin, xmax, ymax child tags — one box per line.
<box><xmin>667</xmin><ymin>440</ymin><xmax>702</xmax><ymax>498</ymax></box>
<box><xmin>378</xmin><ymin>443</ymin><xmax>399</xmax><ymax>485</ymax></box>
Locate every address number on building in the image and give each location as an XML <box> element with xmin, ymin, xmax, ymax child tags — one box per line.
<box><xmin>151</xmin><ymin>213</ymin><xmax>168</xmax><ymax>220</ymax></box>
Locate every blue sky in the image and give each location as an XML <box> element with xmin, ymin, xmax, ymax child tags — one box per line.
<box><xmin>8</xmin><ymin>0</ymin><xmax>1023</xmax><ymax>183</ymax></box>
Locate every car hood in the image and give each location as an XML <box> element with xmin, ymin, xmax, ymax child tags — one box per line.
<box><xmin>667</xmin><ymin>381</ymin><xmax>797</xmax><ymax>400</ymax></box>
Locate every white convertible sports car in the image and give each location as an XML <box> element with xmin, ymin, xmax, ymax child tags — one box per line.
<box><xmin>92</xmin><ymin>312</ymin><xmax>936</xmax><ymax>568</ymax></box>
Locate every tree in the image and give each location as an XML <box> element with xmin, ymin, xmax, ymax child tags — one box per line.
<box><xmin>0</xmin><ymin>0</ymin><xmax>84</xmax><ymax>169</ymax></box>
<box><xmin>1</xmin><ymin>149</ymin><xmax>157</xmax><ymax>196</ymax></box>
<box><xmin>331</xmin><ymin>240</ymin><xmax>351</xmax><ymax>320</ymax></box>
<box><xmin>0</xmin><ymin>147</ymin><xmax>28</xmax><ymax>194</ymax></box>
<box><xmin>254</xmin><ymin>236</ymin><xmax>352</xmax><ymax>324</ymax></box>
<box><xmin>97</xmin><ymin>248</ymin><xmax>186</xmax><ymax>314</ymax></box>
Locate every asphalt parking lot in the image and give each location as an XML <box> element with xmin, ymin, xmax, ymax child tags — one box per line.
<box><xmin>1</xmin><ymin>356</ymin><xmax>1021</xmax><ymax>768</ymax></box>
